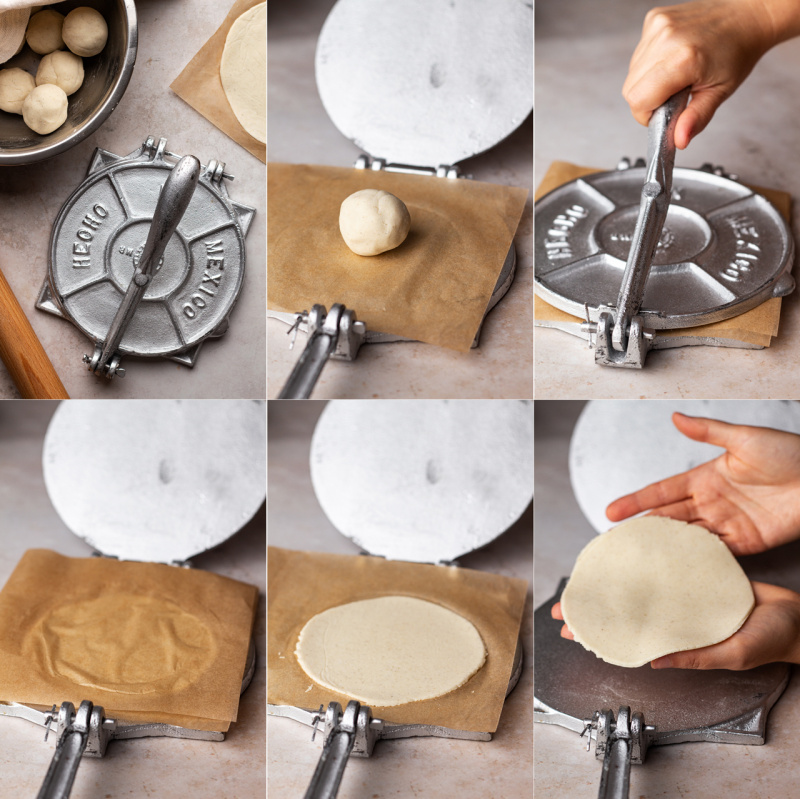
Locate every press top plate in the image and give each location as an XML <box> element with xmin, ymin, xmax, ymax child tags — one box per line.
<box><xmin>310</xmin><ymin>400</ymin><xmax>533</xmax><ymax>564</ymax></box>
<box><xmin>569</xmin><ymin>400</ymin><xmax>800</xmax><ymax>534</ymax></box>
<box><xmin>48</xmin><ymin>147</ymin><xmax>247</xmax><ymax>357</ymax></box>
<box><xmin>43</xmin><ymin>400</ymin><xmax>266</xmax><ymax>564</ymax></box>
<box><xmin>315</xmin><ymin>0</ymin><xmax>533</xmax><ymax>168</ymax></box>
<box><xmin>535</xmin><ymin>167</ymin><xmax>794</xmax><ymax>328</ymax></box>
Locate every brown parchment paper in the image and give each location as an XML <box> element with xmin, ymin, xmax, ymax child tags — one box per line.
<box><xmin>0</xmin><ymin>550</ymin><xmax>258</xmax><ymax>731</ymax></box>
<box><xmin>267</xmin><ymin>546</ymin><xmax>528</xmax><ymax>733</ymax></box>
<box><xmin>535</xmin><ymin>161</ymin><xmax>791</xmax><ymax>347</ymax></box>
<box><xmin>268</xmin><ymin>163</ymin><xmax>529</xmax><ymax>352</ymax></box>
<box><xmin>170</xmin><ymin>0</ymin><xmax>266</xmax><ymax>164</ymax></box>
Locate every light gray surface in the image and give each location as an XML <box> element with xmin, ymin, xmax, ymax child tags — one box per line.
<box><xmin>0</xmin><ymin>401</ymin><xmax>266</xmax><ymax>799</ymax></box>
<box><xmin>534</xmin><ymin>399</ymin><xmax>800</xmax><ymax>798</ymax></box>
<box><xmin>268</xmin><ymin>0</ymin><xmax>533</xmax><ymax>399</ymax></box>
<box><xmin>0</xmin><ymin>0</ymin><xmax>266</xmax><ymax>399</ymax></box>
<box><xmin>267</xmin><ymin>400</ymin><xmax>533</xmax><ymax>798</ymax></box>
<box><xmin>535</xmin><ymin>0</ymin><xmax>800</xmax><ymax>398</ymax></box>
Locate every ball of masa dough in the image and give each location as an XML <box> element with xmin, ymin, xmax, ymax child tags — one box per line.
<box><xmin>62</xmin><ymin>7</ymin><xmax>108</xmax><ymax>58</ymax></box>
<box><xmin>36</xmin><ymin>50</ymin><xmax>84</xmax><ymax>96</ymax></box>
<box><xmin>22</xmin><ymin>83</ymin><xmax>68</xmax><ymax>135</ymax></box>
<box><xmin>0</xmin><ymin>67</ymin><xmax>36</xmax><ymax>114</ymax></box>
<box><xmin>339</xmin><ymin>189</ymin><xmax>411</xmax><ymax>256</ymax></box>
<box><xmin>26</xmin><ymin>9</ymin><xmax>65</xmax><ymax>55</ymax></box>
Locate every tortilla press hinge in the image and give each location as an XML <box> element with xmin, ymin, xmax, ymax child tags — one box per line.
<box><xmin>278</xmin><ymin>304</ymin><xmax>366</xmax><ymax>399</ymax></box>
<box><xmin>36</xmin><ymin>701</ymin><xmax>113</xmax><ymax>799</ymax></box>
<box><xmin>354</xmin><ymin>154</ymin><xmax>464</xmax><ymax>180</ymax></box>
<box><xmin>303</xmin><ymin>701</ymin><xmax>380</xmax><ymax>799</ymax></box>
<box><xmin>270</xmin><ymin>697</ymin><xmax>493</xmax><ymax>799</ymax></box>
<box><xmin>3</xmin><ymin>683</ymin><xmax>250</xmax><ymax>798</ymax></box>
<box><xmin>38</xmin><ymin>136</ymin><xmax>255</xmax><ymax>378</ymax></box>
<box><xmin>582</xmin><ymin>707</ymin><xmax>654</xmax><ymax>799</ymax></box>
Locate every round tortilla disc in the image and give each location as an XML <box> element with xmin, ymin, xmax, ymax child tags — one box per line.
<box><xmin>561</xmin><ymin>517</ymin><xmax>755</xmax><ymax>668</ymax></box>
<box><xmin>295</xmin><ymin>596</ymin><xmax>486</xmax><ymax>706</ymax></box>
<box><xmin>220</xmin><ymin>2</ymin><xmax>266</xmax><ymax>144</ymax></box>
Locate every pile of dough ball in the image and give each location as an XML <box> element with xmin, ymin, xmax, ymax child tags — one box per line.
<box><xmin>339</xmin><ymin>189</ymin><xmax>411</xmax><ymax>256</ymax></box>
<box><xmin>0</xmin><ymin>6</ymin><xmax>107</xmax><ymax>135</ymax></box>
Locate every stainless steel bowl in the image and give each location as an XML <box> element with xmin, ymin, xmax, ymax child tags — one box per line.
<box><xmin>0</xmin><ymin>0</ymin><xmax>137</xmax><ymax>166</ymax></box>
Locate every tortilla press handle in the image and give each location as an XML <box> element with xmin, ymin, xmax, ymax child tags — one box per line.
<box><xmin>278</xmin><ymin>304</ymin><xmax>365</xmax><ymax>399</ymax></box>
<box><xmin>84</xmin><ymin>155</ymin><xmax>202</xmax><ymax>379</ymax></box>
<box><xmin>304</xmin><ymin>701</ymin><xmax>379</xmax><ymax>799</ymax></box>
<box><xmin>598</xmin><ymin>88</ymin><xmax>690</xmax><ymax>368</ymax></box>
<box><xmin>585</xmin><ymin>706</ymin><xmax>653</xmax><ymax>799</ymax></box>
<box><xmin>37</xmin><ymin>700</ymin><xmax>113</xmax><ymax>799</ymax></box>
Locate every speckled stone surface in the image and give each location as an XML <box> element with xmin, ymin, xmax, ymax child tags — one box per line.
<box><xmin>0</xmin><ymin>0</ymin><xmax>266</xmax><ymax>399</ymax></box>
<box><xmin>267</xmin><ymin>401</ymin><xmax>533</xmax><ymax>798</ymax></box>
<box><xmin>535</xmin><ymin>0</ymin><xmax>800</xmax><ymax>398</ymax></box>
<box><xmin>0</xmin><ymin>402</ymin><xmax>266</xmax><ymax>798</ymax></box>
<box><xmin>267</xmin><ymin>1</ymin><xmax>533</xmax><ymax>399</ymax></box>
<box><xmin>534</xmin><ymin>400</ymin><xmax>800</xmax><ymax>798</ymax></box>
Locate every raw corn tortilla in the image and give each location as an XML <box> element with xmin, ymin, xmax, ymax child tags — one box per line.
<box><xmin>220</xmin><ymin>2</ymin><xmax>265</xmax><ymax>143</ymax></box>
<box><xmin>561</xmin><ymin>517</ymin><xmax>755</xmax><ymax>668</ymax></box>
<box><xmin>295</xmin><ymin>596</ymin><xmax>486</xmax><ymax>706</ymax></box>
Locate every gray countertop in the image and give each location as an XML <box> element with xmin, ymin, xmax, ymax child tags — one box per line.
<box><xmin>267</xmin><ymin>400</ymin><xmax>533</xmax><ymax>798</ymax></box>
<box><xmin>0</xmin><ymin>0</ymin><xmax>266</xmax><ymax>399</ymax></box>
<box><xmin>535</xmin><ymin>0</ymin><xmax>800</xmax><ymax>398</ymax></box>
<box><xmin>534</xmin><ymin>400</ymin><xmax>800</xmax><ymax>798</ymax></box>
<box><xmin>0</xmin><ymin>401</ymin><xmax>266</xmax><ymax>798</ymax></box>
<box><xmin>267</xmin><ymin>0</ymin><xmax>533</xmax><ymax>399</ymax></box>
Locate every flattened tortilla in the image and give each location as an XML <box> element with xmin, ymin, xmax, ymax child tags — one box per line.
<box><xmin>561</xmin><ymin>517</ymin><xmax>755</xmax><ymax>668</ymax></box>
<box><xmin>295</xmin><ymin>596</ymin><xmax>486</xmax><ymax>706</ymax></box>
<box><xmin>220</xmin><ymin>2</ymin><xmax>266</xmax><ymax>143</ymax></box>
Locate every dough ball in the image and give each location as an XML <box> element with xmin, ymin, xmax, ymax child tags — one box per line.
<box><xmin>22</xmin><ymin>83</ymin><xmax>68</xmax><ymax>135</ymax></box>
<box><xmin>339</xmin><ymin>189</ymin><xmax>411</xmax><ymax>256</ymax></box>
<box><xmin>26</xmin><ymin>9</ymin><xmax>65</xmax><ymax>55</ymax></box>
<box><xmin>36</xmin><ymin>50</ymin><xmax>84</xmax><ymax>96</ymax></box>
<box><xmin>561</xmin><ymin>517</ymin><xmax>755</xmax><ymax>668</ymax></box>
<box><xmin>62</xmin><ymin>7</ymin><xmax>107</xmax><ymax>57</ymax></box>
<box><xmin>0</xmin><ymin>67</ymin><xmax>35</xmax><ymax>114</ymax></box>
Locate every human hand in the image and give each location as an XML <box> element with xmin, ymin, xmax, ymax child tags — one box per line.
<box><xmin>606</xmin><ymin>413</ymin><xmax>800</xmax><ymax>556</ymax></box>
<box><xmin>552</xmin><ymin>582</ymin><xmax>800</xmax><ymax>669</ymax></box>
<box><xmin>623</xmin><ymin>0</ymin><xmax>778</xmax><ymax>148</ymax></box>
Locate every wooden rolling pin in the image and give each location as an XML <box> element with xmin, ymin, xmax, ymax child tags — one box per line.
<box><xmin>0</xmin><ymin>267</ymin><xmax>69</xmax><ymax>399</ymax></box>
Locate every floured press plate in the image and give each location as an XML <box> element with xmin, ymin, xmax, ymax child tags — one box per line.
<box><xmin>535</xmin><ymin>167</ymin><xmax>794</xmax><ymax>328</ymax></box>
<box><xmin>316</xmin><ymin>0</ymin><xmax>533</xmax><ymax>168</ymax></box>
<box><xmin>43</xmin><ymin>399</ymin><xmax>266</xmax><ymax>564</ymax></box>
<box><xmin>310</xmin><ymin>400</ymin><xmax>533</xmax><ymax>564</ymax></box>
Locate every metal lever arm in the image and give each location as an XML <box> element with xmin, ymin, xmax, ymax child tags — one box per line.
<box><xmin>304</xmin><ymin>701</ymin><xmax>361</xmax><ymax>799</ymax></box>
<box><xmin>612</xmin><ymin>88</ymin><xmax>690</xmax><ymax>354</ymax></box>
<box><xmin>37</xmin><ymin>701</ymin><xmax>95</xmax><ymax>799</ymax></box>
<box><xmin>86</xmin><ymin>155</ymin><xmax>201</xmax><ymax>378</ymax></box>
<box><xmin>596</xmin><ymin>707</ymin><xmax>632</xmax><ymax>799</ymax></box>
<box><xmin>592</xmin><ymin>706</ymin><xmax>652</xmax><ymax>799</ymax></box>
<box><xmin>278</xmin><ymin>304</ymin><xmax>365</xmax><ymax>399</ymax></box>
